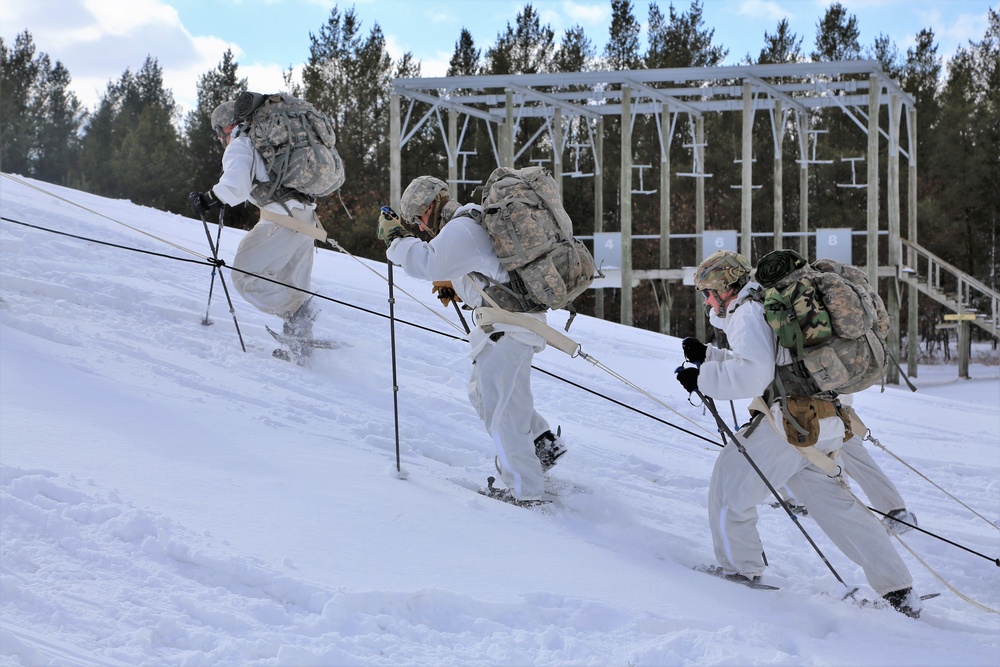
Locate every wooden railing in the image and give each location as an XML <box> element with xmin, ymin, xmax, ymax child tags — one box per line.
<box><xmin>901</xmin><ymin>238</ymin><xmax>998</xmax><ymax>339</ymax></box>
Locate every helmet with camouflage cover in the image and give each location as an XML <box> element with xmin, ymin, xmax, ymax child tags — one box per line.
<box><xmin>211</xmin><ymin>101</ymin><xmax>236</xmax><ymax>140</ymax></box>
<box><xmin>400</xmin><ymin>175</ymin><xmax>450</xmax><ymax>237</ymax></box>
<box><xmin>695</xmin><ymin>250</ymin><xmax>752</xmax><ymax>318</ymax></box>
<box><xmin>694</xmin><ymin>250</ymin><xmax>752</xmax><ymax>292</ymax></box>
<box><xmin>211</xmin><ymin>101</ymin><xmax>236</xmax><ymax>129</ymax></box>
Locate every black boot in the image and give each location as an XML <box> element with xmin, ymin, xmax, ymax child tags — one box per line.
<box><xmin>534</xmin><ymin>428</ymin><xmax>567</xmax><ymax>472</ymax></box>
<box><xmin>882</xmin><ymin>587</ymin><xmax>921</xmax><ymax>618</ymax></box>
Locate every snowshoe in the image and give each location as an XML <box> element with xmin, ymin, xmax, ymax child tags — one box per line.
<box><xmin>694</xmin><ymin>564</ymin><xmax>780</xmax><ymax>590</ymax></box>
<box><xmin>266</xmin><ymin>325</ymin><xmax>342</xmax><ymax>365</ymax></box>
<box><xmin>881</xmin><ymin>508</ymin><xmax>918</xmax><ymax>534</ymax></box>
<box><xmin>478</xmin><ymin>476</ymin><xmax>551</xmax><ymax>509</ymax></box>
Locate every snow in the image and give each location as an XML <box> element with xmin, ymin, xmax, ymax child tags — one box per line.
<box><xmin>1</xmin><ymin>172</ymin><xmax>998</xmax><ymax>666</ymax></box>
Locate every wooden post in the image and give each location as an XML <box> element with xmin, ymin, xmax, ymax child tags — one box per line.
<box><xmin>741</xmin><ymin>80</ymin><xmax>753</xmax><ymax>259</ymax></box>
<box><xmin>390</xmin><ymin>92</ymin><xmax>401</xmax><ymax>209</ymax></box>
<box><xmin>958</xmin><ymin>321</ymin><xmax>970</xmax><ymax>379</ymax></box>
<box><xmin>503</xmin><ymin>89</ymin><xmax>515</xmax><ymax>167</ymax></box>
<box><xmin>553</xmin><ymin>108</ymin><xmax>563</xmax><ymax>196</ymax></box>
<box><xmin>620</xmin><ymin>85</ymin><xmax>633</xmax><ymax>327</ymax></box>
<box><xmin>695</xmin><ymin>114</ymin><xmax>706</xmax><ymax>342</ymax></box>
<box><xmin>866</xmin><ymin>75</ymin><xmax>880</xmax><ymax>289</ymax></box>
<box><xmin>797</xmin><ymin>110</ymin><xmax>809</xmax><ymax>259</ymax></box>
<box><xmin>886</xmin><ymin>94</ymin><xmax>902</xmax><ymax>384</ymax></box>
<box><xmin>906</xmin><ymin>105</ymin><xmax>919</xmax><ymax>378</ymax></box>
<box><xmin>595</xmin><ymin>117</ymin><xmax>605</xmax><ymax>321</ymax></box>
<box><xmin>659</xmin><ymin>102</ymin><xmax>672</xmax><ymax>334</ymax></box>
<box><xmin>773</xmin><ymin>99</ymin><xmax>784</xmax><ymax>251</ymax></box>
<box><xmin>447</xmin><ymin>109</ymin><xmax>458</xmax><ymax>200</ymax></box>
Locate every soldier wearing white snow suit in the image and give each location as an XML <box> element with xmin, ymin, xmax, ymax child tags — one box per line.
<box><xmin>704</xmin><ymin>295</ymin><xmax>918</xmax><ymax>533</ymax></box>
<box><xmin>676</xmin><ymin>250</ymin><xmax>920</xmax><ymax>616</ymax></box>
<box><xmin>189</xmin><ymin>101</ymin><xmax>321</xmax><ymax>351</ymax></box>
<box><xmin>377</xmin><ymin>176</ymin><xmax>566</xmax><ymax>502</ymax></box>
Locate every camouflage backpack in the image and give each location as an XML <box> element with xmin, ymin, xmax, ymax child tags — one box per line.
<box><xmin>477</xmin><ymin>166</ymin><xmax>596</xmax><ymax>313</ymax></box>
<box><xmin>755</xmin><ymin>249</ymin><xmax>890</xmax><ymax>398</ymax></box>
<box><xmin>232</xmin><ymin>92</ymin><xmax>345</xmax><ymax>207</ymax></box>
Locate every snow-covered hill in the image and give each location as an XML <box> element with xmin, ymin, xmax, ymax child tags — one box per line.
<box><xmin>2</xmin><ymin>173</ymin><xmax>998</xmax><ymax>665</ymax></box>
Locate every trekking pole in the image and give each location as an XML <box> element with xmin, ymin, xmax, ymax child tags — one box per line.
<box><xmin>696</xmin><ymin>388</ymin><xmax>852</xmax><ymax>590</ymax></box>
<box><xmin>452</xmin><ymin>300</ymin><xmax>471</xmax><ymax>334</ymax></box>
<box><xmin>201</xmin><ymin>207</ymin><xmax>226</xmax><ymax>326</ymax></box>
<box><xmin>387</xmin><ymin>260</ymin><xmax>404</xmax><ymax>477</ymax></box>
<box><xmin>199</xmin><ymin>212</ymin><xmax>246</xmax><ymax>352</ymax></box>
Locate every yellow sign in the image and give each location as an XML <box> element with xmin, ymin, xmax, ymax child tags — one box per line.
<box><xmin>943</xmin><ymin>313</ymin><xmax>977</xmax><ymax>321</ymax></box>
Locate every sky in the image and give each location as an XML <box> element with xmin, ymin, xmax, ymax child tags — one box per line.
<box><xmin>1</xmin><ymin>0</ymin><xmax>995</xmax><ymax>119</ymax></box>
<box><xmin>2</xmin><ymin>173</ymin><xmax>1000</xmax><ymax>663</ymax></box>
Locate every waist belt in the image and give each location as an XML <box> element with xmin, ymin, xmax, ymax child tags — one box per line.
<box><xmin>258</xmin><ymin>207</ymin><xmax>327</xmax><ymax>243</ymax></box>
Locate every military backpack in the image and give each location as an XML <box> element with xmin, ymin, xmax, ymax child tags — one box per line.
<box><xmin>754</xmin><ymin>249</ymin><xmax>890</xmax><ymax>398</ymax></box>
<box><xmin>477</xmin><ymin>166</ymin><xmax>596</xmax><ymax>313</ymax></box>
<box><xmin>232</xmin><ymin>92</ymin><xmax>346</xmax><ymax>207</ymax></box>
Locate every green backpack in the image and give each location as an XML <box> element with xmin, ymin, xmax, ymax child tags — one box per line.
<box><xmin>755</xmin><ymin>250</ymin><xmax>890</xmax><ymax>398</ymax></box>
<box><xmin>232</xmin><ymin>92</ymin><xmax>346</xmax><ymax>207</ymax></box>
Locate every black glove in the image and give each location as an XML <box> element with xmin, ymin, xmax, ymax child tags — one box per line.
<box><xmin>189</xmin><ymin>190</ymin><xmax>221</xmax><ymax>218</ymax></box>
<box><xmin>682</xmin><ymin>337</ymin><xmax>707</xmax><ymax>365</ymax></box>
<box><xmin>675</xmin><ymin>365</ymin><xmax>700</xmax><ymax>393</ymax></box>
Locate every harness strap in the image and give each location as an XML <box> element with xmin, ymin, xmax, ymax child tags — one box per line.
<box><xmin>258</xmin><ymin>207</ymin><xmax>326</xmax><ymax>243</ymax></box>
<box><xmin>746</xmin><ymin>396</ymin><xmax>843</xmax><ymax>478</ymax></box>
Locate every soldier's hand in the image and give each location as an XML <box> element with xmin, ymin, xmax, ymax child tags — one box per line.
<box><xmin>682</xmin><ymin>337</ymin><xmax>707</xmax><ymax>365</ymax></box>
<box><xmin>432</xmin><ymin>280</ymin><xmax>460</xmax><ymax>307</ymax></box>
<box><xmin>675</xmin><ymin>365</ymin><xmax>700</xmax><ymax>393</ymax></box>
<box><xmin>189</xmin><ymin>190</ymin><xmax>221</xmax><ymax>218</ymax></box>
<box><xmin>377</xmin><ymin>206</ymin><xmax>413</xmax><ymax>247</ymax></box>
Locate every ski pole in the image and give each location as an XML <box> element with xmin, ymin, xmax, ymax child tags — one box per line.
<box><xmin>201</xmin><ymin>207</ymin><xmax>225</xmax><ymax>325</ymax></box>
<box><xmin>387</xmin><ymin>260</ymin><xmax>402</xmax><ymax>474</ymax></box>
<box><xmin>199</xmin><ymin>212</ymin><xmax>246</xmax><ymax>352</ymax></box>
<box><xmin>452</xmin><ymin>299</ymin><xmax>471</xmax><ymax>334</ymax></box>
<box><xmin>697</xmin><ymin>388</ymin><xmax>851</xmax><ymax>590</ymax></box>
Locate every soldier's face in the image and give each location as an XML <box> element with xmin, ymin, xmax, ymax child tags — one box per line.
<box><xmin>702</xmin><ymin>288</ymin><xmax>735</xmax><ymax>317</ymax></box>
<box><xmin>417</xmin><ymin>204</ymin><xmax>437</xmax><ymax>237</ymax></box>
<box><xmin>217</xmin><ymin>124</ymin><xmax>236</xmax><ymax>147</ymax></box>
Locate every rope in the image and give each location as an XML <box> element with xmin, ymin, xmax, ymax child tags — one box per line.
<box><xmin>2</xmin><ymin>217</ymin><xmax>213</xmax><ymax>268</ymax></box>
<box><xmin>863</xmin><ymin>429</ymin><xmax>1000</xmax><ymax>533</ymax></box>
<box><xmin>840</xmin><ymin>484</ymin><xmax>1000</xmax><ymax>614</ymax></box>
<box><xmin>2</xmin><ymin>173</ymin><xmax>207</xmax><ymax>261</ymax></box>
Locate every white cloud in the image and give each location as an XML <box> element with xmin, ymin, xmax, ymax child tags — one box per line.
<box><xmin>940</xmin><ymin>10</ymin><xmax>991</xmax><ymax>44</ymax></box>
<box><xmin>82</xmin><ymin>0</ymin><xmax>181</xmax><ymax>36</ymax></box>
<box><xmin>738</xmin><ymin>0</ymin><xmax>793</xmax><ymax>22</ymax></box>
<box><xmin>562</xmin><ymin>0</ymin><xmax>608</xmax><ymax>26</ymax></box>
<box><xmin>239</xmin><ymin>61</ymin><xmax>297</xmax><ymax>96</ymax></box>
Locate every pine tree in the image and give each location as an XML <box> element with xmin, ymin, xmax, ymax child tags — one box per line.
<box><xmin>758</xmin><ymin>18</ymin><xmax>803</xmax><ymax>65</ymax></box>
<box><xmin>75</xmin><ymin>56</ymin><xmax>187</xmax><ymax>213</ymax></box>
<box><xmin>604</xmin><ymin>0</ymin><xmax>642</xmax><ymax>71</ymax></box>
<box><xmin>931</xmin><ymin>10</ymin><xmax>999</xmax><ymax>287</ymax></box>
<box><xmin>812</xmin><ymin>2</ymin><xmax>861</xmax><ymax>62</ymax></box>
<box><xmin>302</xmin><ymin>5</ymin><xmax>400</xmax><ymax>258</ymax></box>
<box><xmin>0</xmin><ymin>31</ymin><xmax>83</xmax><ymax>184</ymax></box>
<box><xmin>868</xmin><ymin>33</ymin><xmax>903</xmax><ymax>79</ymax></box>
<box><xmin>902</xmin><ymin>29</ymin><xmax>941</xmax><ymax>165</ymax></box>
<box><xmin>483</xmin><ymin>4</ymin><xmax>555</xmax><ymax>75</ymax></box>
<box><xmin>448</xmin><ymin>28</ymin><xmax>479</xmax><ymax>77</ymax></box>
<box><xmin>645</xmin><ymin>0</ymin><xmax>727</xmax><ymax>69</ymax></box>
